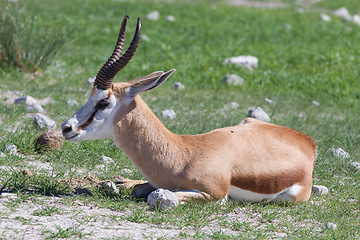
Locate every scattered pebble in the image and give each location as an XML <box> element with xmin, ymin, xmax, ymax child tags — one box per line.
<box><xmin>5</xmin><ymin>144</ymin><xmax>17</xmax><ymax>155</ymax></box>
<box><xmin>66</xmin><ymin>100</ymin><xmax>79</xmax><ymax>106</ymax></box>
<box><xmin>248</xmin><ymin>107</ymin><xmax>270</xmax><ymax>122</ymax></box>
<box><xmin>173</xmin><ymin>82</ymin><xmax>185</xmax><ymax>90</ymax></box>
<box><xmin>223</xmin><ymin>74</ymin><xmax>244</xmax><ymax>86</ymax></box>
<box><xmin>34</xmin><ymin>113</ymin><xmax>56</xmax><ymax>129</ymax></box>
<box><xmin>147</xmin><ymin>189</ymin><xmax>179</xmax><ymax>211</ymax></box>
<box><xmin>166</xmin><ymin>15</ymin><xmax>175</xmax><ymax>22</ymax></box>
<box><xmin>264</xmin><ymin>98</ymin><xmax>274</xmax><ymax>104</ymax></box>
<box><xmin>297</xmin><ymin>8</ymin><xmax>304</xmax><ymax>14</ymax></box>
<box><xmin>320</xmin><ymin>13</ymin><xmax>331</xmax><ymax>22</ymax></box>
<box><xmin>14</xmin><ymin>95</ymin><xmax>44</xmax><ymax>113</ymax></box>
<box><xmin>99</xmin><ymin>156</ymin><xmax>114</xmax><ymax>164</ymax></box>
<box><xmin>161</xmin><ymin>109</ymin><xmax>176</xmax><ymax>119</ymax></box>
<box><xmin>146</xmin><ymin>11</ymin><xmax>160</xmax><ymax>21</ymax></box>
<box><xmin>330</xmin><ymin>148</ymin><xmax>350</xmax><ymax>159</ymax></box>
<box><xmin>35</xmin><ymin>130</ymin><xmax>63</xmax><ymax>152</ymax></box>
<box><xmin>350</xmin><ymin>162</ymin><xmax>360</xmax><ymax>170</ymax></box>
<box><xmin>121</xmin><ymin>168</ymin><xmax>133</xmax><ymax>175</ymax></box>
<box><xmin>352</xmin><ymin>15</ymin><xmax>360</xmax><ymax>26</ymax></box>
<box><xmin>333</xmin><ymin>7</ymin><xmax>352</xmax><ymax>21</ymax></box>
<box><xmin>312</xmin><ymin>185</ymin><xmax>329</xmax><ymax>195</ymax></box>
<box><xmin>224</xmin><ymin>55</ymin><xmax>258</xmax><ymax>71</ymax></box>
<box><xmin>0</xmin><ymin>192</ymin><xmax>18</xmax><ymax>199</ymax></box>
<box><xmin>229</xmin><ymin>102</ymin><xmax>239</xmax><ymax>108</ymax></box>
<box><xmin>0</xmin><ymin>152</ymin><xmax>5</xmax><ymax>158</ymax></box>
<box><xmin>22</xmin><ymin>169</ymin><xmax>34</xmax><ymax>177</ymax></box>
<box><xmin>312</xmin><ymin>100</ymin><xmax>320</xmax><ymax>106</ymax></box>
<box><xmin>325</xmin><ymin>222</ymin><xmax>338</xmax><ymax>230</ymax></box>
<box><xmin>101</xmin><ymin>181</ymin><xmax>119</xmax><ymax>195</ymax></box>
<box><xmin>142</xmin><ymin>34</ymin><xmax>151</xmax><ymax>42</ymax></box>
<box><xmin>87</xmin><ymin>76</ymin><xmax>96</xmax><ymax>86</ymax></box>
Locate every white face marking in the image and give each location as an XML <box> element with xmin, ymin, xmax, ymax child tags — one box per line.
<box><xmin>61</xmin><ymin>88</ymin><xmax>121</xmax><ymax>142</ymax></box>
<box><xmin>228</xmin><ymin>183</ymin><xmax>302</xmax><ymax>203</ymax></box>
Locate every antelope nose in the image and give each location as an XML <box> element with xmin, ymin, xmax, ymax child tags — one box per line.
<box><xmin>62</xmin><ymin>125</ymin><xmax>72</xmax><ymax>134</ymax></box>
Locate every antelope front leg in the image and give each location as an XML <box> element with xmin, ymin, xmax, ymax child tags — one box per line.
<box><xmin>115</xmin><ymin>177</ymin><xmax>156</xmax><ymax>198</ymax></box>
<box><xmin>174</xmin><ymin>190</ymin><xmax>214</xmax><ymax>203</ymax></box>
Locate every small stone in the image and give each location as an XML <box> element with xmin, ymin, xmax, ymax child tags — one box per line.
<box><xmin>173</xmin><ymin>82</ymin><xmax>185</xmax><ymax>90</ymax></box>
<box><xmin>264</xmin><ymin>98</ymin><xmax>274</xmax><ymax>104</ymax></box>
<box><xmin>5</xmin><ymin>144</ymin><xmax>17</xmax><ymax>155</ymax></box>
<box><xmin>352</xmin><ymin>15</ymin><xmax>360</xmax><ymax>26</ymax></box>
<box><xmin>229</xmin><ymin>102</ymin><xmax>239</xmax><ymax>108</ymax></box>
<box><xmin>101</xmin><ymin>181</ymin><xmax>119</xmax><ymax>195</ymax></box>
<box><xmin>98</xmin><ymin>155</ymin><xmax>114</xmax><ymax>164</ymax></box>
<box><xmin>312</xmin><ymin>185</ymin><xmax>329</xmax><ymax>195</ymax></box>
<box><xmin>142</xmin><ymin>34</ymin><xmax>151</xmax><ymax>42</ymax></box>
<box><xmin>0</xmin><ymin>192</ymin><xmax>18</xmax><ymax>199</ymax></box>
<box><xmin>35</xmin><ymin>130</ymin><xmax>63</xmax><ymax>152</ymax></box>
<box><xmin>350</xmin><ymin>162</ymin><xmax>360</xmax><ymax>170</ymax></box>
<box><xmin>15</xmin><ymin>95</ymin><xmax>44</xmax><ymax>113</ymax></box>
<box><xmin>330</xmin><ymin>148</ymin><xmax>350</xmax><ymax>159</ymax></box>
<box><xmin>325</xmin><ymin>222</ymin><xmax>337</xmax><ymax>230</ymax></box>
<box><xmin>146</xmin><ymin>11</ymin><xmax>160</xmax><ymax>21</ymax></box>
<box><xmin>248</xmin><ymin>107</ymin><xmax>270</xmax><ymax>122</ymax></box>
<box><xmin>121</xmin><ymin>168</ymin><xmax>133</xmax><ymax>175</ymax></box>
<box><xmin>297</xmin><ymin>8</ymin><xmax>304</xmax><ymax>14</ymax></box>
<box><xmin>147</xmin><ymin>189</ymin><xmax>179</xmax><ymax>211</ymax></box>
<box><xmin>166</xmin><ymin>15</ymin><xmax>175</xmax><ymax>22</ymax></box>
<box><xmin>225</xmin><ymin>55</ymin><xmax>258</xmax><ymax>70</ymax></box>
<box><xmin>320</xmin><ymin>14</ymin><xmax>331</xmax><ymax>22</ymax></box>
<box><xmin>223</xmin><ymin>74</ymin><xmax>244</xmax><ymax>86</ymax></box>
<box><xmin>87</xmin><ymin>76</ymin><xmax>96</xmax><ymax>86</ymax></box>
<box><xmin>22</xmin><ymin>169</ymin><xmax>34</xmax><ymax>177</ymax></box>
<box><xmin>34</xmin><ymin>113</ymin><xmax>56</xmax><ymax>129</ymax></box>
<box><xmin>312</xmin><ymin>100</ymin><xmax>320</xmax><ymax>106</ymax></box>
<box><xmin>66</xmin><ymin>100</ymin><xmax>78</xmax><ymax>106</ymax></box>
<box><xmin>333</xmin><ymin>7</ymin><xmax>352</xmax><ymax>21</ymax></box>
<box><xmin>0</xmin><ymin>152</ymin><xmax>5</xmax><ymax>157</ymax></box>
<box><xmin>161</xmin><ymin>109</ymin><xmax>176</xmax><ymax>119</ymax></box>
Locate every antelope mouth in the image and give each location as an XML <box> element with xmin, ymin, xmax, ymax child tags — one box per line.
<box><xmin>65</xmin><ymin>133</ymin><xmax>80</xmax><ymax>141</ymax></box>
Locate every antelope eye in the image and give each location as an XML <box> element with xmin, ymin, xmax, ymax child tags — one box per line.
<box><xmin>95</xmin><ymin>99</ymin><xmax>109</xmax><ymax>110</ymax></box>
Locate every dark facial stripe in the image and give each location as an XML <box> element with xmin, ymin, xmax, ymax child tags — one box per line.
<box><xmin>78</xmin><ymin>111</ymin><xmax>97</xmax><ymax>131</ymax></box>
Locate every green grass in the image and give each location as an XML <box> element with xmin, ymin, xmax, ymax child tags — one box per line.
<box><xmin>0</xmin><ymin>0</ymin><xmax>359</xmax><ymax>239</ymax></box>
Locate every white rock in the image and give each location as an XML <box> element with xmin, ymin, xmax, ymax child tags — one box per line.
<box><xmin>121</xmin><ymin>168</ymin><xmax>133</xmax><ymax>175</ymax></box>
<box><xmin>87</xmin><ymin>76</ymin><xmax>96</xmax><ymax>86</ymax></box>
<box><xmin>350</xmin><ymin>162</ymin><xmax>360</xmax><ymax>170</ymax></box>
<box><xmin>223</xmin><ymin>74</ymin><xmax>244</xmax><ymax>86</ymax></box>
<box><xmin>264</xmin><ymin>98</ymin><xmax>274</xmax><ymax>104</ymax></box>
<box><xmin>34</xmin><ymin>113</ymin><xmax>56</xmax><ymax>129</ymax></box>
<box><xmin>312</xmin><ymin>100</ymin><xmax>320</xmax><ymax>106</ymax></box>
<box><xmin>325</xmin><ymin>222</ymin><xmax>338</xmax><ymax>230</ymax></box>
<box><xmin>146</xmin><ymin>11</ymin><xmax>160</xmax><ymax>21</ymax></box>
<box><xmin>0</xmin><ymin>192</ymin><xmax>18</xmax><ymax>199</ymax></box>
<box><xmin>173</xmin><ymin>82</ymin><xmax>185</xmax><ymax>90</ymax></box>
<box><xmin>142</xmin><ymin>34</ymin><xmax>151</xmax><ymax>42</ymax></box>
<box><xmin>99</xmin><ymin>155</ymin><xmax>114</xmax><ymax>164</ymax></box>
<box><xmin>333</xmin><ymin>7</ymin><xmax>352</xmax><ymax>22</ymax></box>
<box><xmin>102</xmin><ymin>181</ymin><xmax>119</xmax><ymax>194</ymax></box>
<box><xmin>248</xmin><ymin>107</ymin><xmax>270</xmax><ymax>122</ymax></box>
<box><xmin>15</xmin><ymin>95</ymin><xmax>44</xmax><ymax>112</ymax></box>
<box><xmin>225</xmin><ymin>55</ymin><xmax>258</xmax><ymax>70</ymax></box>
<box><xmin>330</xmin><ymin>148</ymin><xmax>350</xmax><ymax>159</ymax></box>
<box><xmin>147</xmin><ymin>189</ymin><xmax>179</xmax><ymax>211</ymax></box>
<box><xmin>5</xmin><ymin>145</ymin><xmax>17</xmax><ymax>155</ymax></box>
<box><xmin>297</xmin><ymin>8</ymin><xmax>304</xmax><ymax>14</ymax></box>
<box><xmin>352</xmin><ymin>15</ymin><xmax>360</xmax><ymax>26</ymax></box>
<box><xmin>66</xmin><ymin>100</ymin><xmax>79</xmax><ymax>106</ymax></box>
<box><xmin>0</xmin><ymin>152</ymin><xmax>5</xmax><ymax>157</ymax></box>
<box><xmin>320</xmin><ymin>13</ymin><xmax>331</xmax><ymax>22</ymax></box>
<box><xmin>312</xmin><ymin>185</ymin><xmax>329</xmax><ymax>195</ymax></box>
<box><xmin>229</xmin><ymin>102</ymin><xmax>239</xmax><ymax>108</ymax></box>
<box><xmin>161</xmin><ymin>109</ymin><xmax>176</xmax><ymax>119</ymax></box>
<box><xmin>166</xmin><ymin>15</ymin><xmax>175</xmax><ymax>22</ymax></box>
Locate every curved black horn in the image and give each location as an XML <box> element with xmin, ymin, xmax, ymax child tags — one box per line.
<box><xmin>94</xmin><ymin>16</ymin><xmax>142</xmax><ymax>90</ymax></box>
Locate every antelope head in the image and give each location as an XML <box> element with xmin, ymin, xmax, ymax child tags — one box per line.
<box><xmin>61</xmin><ymin>16</ymin><xmax>175</xmax><ymax>142</ymax></box>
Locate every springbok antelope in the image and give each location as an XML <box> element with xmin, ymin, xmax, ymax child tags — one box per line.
<box><xmin>62</xmin><ymin>16</ymin><xmax>316</xmax><ymax>203</ymax></box>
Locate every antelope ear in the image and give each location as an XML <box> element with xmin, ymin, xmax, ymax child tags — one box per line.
<box><xmin>126</xmin><ymin>69</ymin><xmax>176</xmax><ymax>98</ymax></box>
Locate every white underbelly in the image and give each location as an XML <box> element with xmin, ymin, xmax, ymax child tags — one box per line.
<box><xmin>228</xmin><ymin>183</ymin><xmax>302</xmax><ymax>203</ymax></box>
